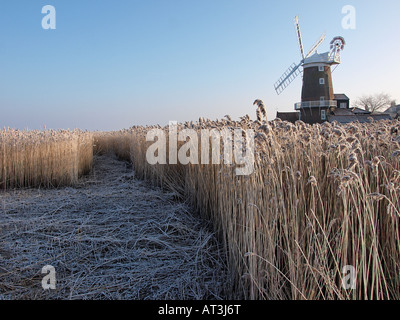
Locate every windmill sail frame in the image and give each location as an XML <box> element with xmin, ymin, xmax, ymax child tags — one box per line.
<box><xmin>274</xmin><ymin>16</ymin><xmax>331</xmax><ymax>96</ymax></box>
<box><xmin>274</xmin><ymin>62</ymin><xmax>302</xmax><ymax>95</ymax></box>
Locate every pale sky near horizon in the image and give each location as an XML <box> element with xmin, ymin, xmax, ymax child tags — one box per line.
<box><xmin>1</xmin><ymin>0</ymin><xmax>399</xmax><ymax>131</ymax></box>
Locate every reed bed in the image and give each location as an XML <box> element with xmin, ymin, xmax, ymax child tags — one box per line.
<box><xmin>0</xmin><ymin>129</ymin><xmax>93</xmax><ymax>190</ymax></box>
<box><xmin>97</xmin><ymin>116</ymin><xmax>400</xmax><ymax>300</ymax></box>
<box><xmin>93</xmin><ymin>130</ymin><xmax>132</xmax><ymax>162</ymax></box>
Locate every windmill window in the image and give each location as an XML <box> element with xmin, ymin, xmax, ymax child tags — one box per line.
<box><xmin>320</xmin><ymin>97</ymin><xmax>325</xmax><ymax>102</ymax></box>
<box><xmin>321</xmin><ymin>110</ymin><xmax>326</xmax><ymax>120</ymax></box>
<box><xmin>319</xmin><ymin>66</ymin><xmax>324</xmax><ymax>72</ymax></box>
<box><xmin>319</xmin><ymin>78</ymin><xmax>325</xmax><ymax>85</ymax></box>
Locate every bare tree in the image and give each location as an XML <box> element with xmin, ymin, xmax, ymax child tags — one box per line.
<box><xmin>354</xmin><ymin>93</ymin><xmax>392</xmax><ymax>113</ymax></box>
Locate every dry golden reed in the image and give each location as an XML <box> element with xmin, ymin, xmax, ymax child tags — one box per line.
<box><xmin>0</xmin><ymin>128</ymin><xmax>93</xmax><ymax>189</ymax></box>
<box><xmin>96</xmin><ymin>116</ymin><xmax>400</xmax><ymax>300</ymax></box>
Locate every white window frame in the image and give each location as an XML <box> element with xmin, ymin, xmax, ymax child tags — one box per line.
<box><xmin>320</xmin><ymin>96</ymin><xmax>325</xmax><ymax>102</ymax></box>
<box><xmin>340</xmin><ymin>102</ymin><xmax>347</xmax><ymax>109</ymax></box>
<box><xmin>319</xmin><ymin>66</ymin><xmax>324</xmax><ymax>72</ymax></box>
<box><xmin>319</xmin><ymin>78</ymin><xmax>325</xmax><ymax>85</ymax></box>
<box><xmin>321</xmin><ymin>110</ymin><xmax>326</xmax><ymax>120</ymax></box>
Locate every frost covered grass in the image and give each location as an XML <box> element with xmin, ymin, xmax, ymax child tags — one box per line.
<box><xmin>0</xmin><ymin>154</ymin><xmax>230</xmax><ymax>299</ymax></box>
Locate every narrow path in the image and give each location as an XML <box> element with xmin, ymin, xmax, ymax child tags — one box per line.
<box><xmin>0</xmin><ymin>154</ymin><xmax>230</xmax><ymax>299</ymax></box>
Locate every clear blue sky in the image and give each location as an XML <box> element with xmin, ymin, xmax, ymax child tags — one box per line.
<box><xmin>1</xmin><ymin>0</ymin><xmax>399</xmax><ymax>131</ymax></box>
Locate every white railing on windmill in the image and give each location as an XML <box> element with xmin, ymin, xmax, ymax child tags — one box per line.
<box><xmin>294</xmin><ymin>100</ymin><xmax>337</xmax><ymax>110</ymax></box>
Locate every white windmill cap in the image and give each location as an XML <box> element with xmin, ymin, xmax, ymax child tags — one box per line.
<box><xmin>303</xmin><ymin>51</ymin><xmax>340</xmax><ymax>66</ymax></box>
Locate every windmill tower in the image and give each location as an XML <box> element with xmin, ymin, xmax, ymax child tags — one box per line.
<box><xmin>274</xmin><ymin>16</ymin><xmax>345</xmax><ymax>124</ymax></box>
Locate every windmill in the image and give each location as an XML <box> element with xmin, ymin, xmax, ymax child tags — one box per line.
<box><xmin>274</xmin><ymin>16</ymin><xmax>345</xmax><ymax>123</ymax></box>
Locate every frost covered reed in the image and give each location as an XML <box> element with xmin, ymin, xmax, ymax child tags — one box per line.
<box><xmin>0</xmin><ymin>129</ymin><xmax>93</xmax><ymax>189</ymax></box>
<box><xmin>97</xmin><ymin>117</ymin><xmax>400</xmax><ymax>300</ymax></box>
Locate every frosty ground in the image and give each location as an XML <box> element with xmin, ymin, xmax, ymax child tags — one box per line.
<box><xmin>0</xmin><ymin>154</ymin><xmax>230</xmax><ymax>299</ymax></box>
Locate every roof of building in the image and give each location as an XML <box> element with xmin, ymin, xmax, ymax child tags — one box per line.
<box><xmin>384</xmin><ymin>105</ymin><xmax>400</xmax><ymax>114</ymax></box>
<box><xmin>276</xmin><ymin>112</ymin><xmax>300</xmax><ymax>123</ymax></box>
<box><xmin>332</xmin><ymin>108</ymin><xmax>353</xmax><ymax>115</ymax></box>
<box><xmin>303</xmin><ymin>51</ymin><xmax>339</xmax><ymax>66</ymax></box>
<box><xmin>351</xmin><ymin>107</ymin><xmax>371</xmax><ymax>114</ymax></box>
<box><xmin>327</xmin><ymin>113</ymin><xmax>392</xmax><ymax>124</ymax></box>
<box><xmin>334</xmin><ymin>93</ymin><xmax>349</xmax><ymax>101</ymax></box>
<box><xmin>330</xmin><ymin>107</ymin><xmax>369</xmax><ymax>116</ymax></box>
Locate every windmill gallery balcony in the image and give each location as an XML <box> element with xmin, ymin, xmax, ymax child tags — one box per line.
<box><xmin>294</xmin><ymin>100</ymin><xmax>337</xmax><ymax>110</ymax></box>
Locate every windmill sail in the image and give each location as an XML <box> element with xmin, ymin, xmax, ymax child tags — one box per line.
<box><xmin>274</xmin><ymin>62</ymin><xmax>302</xmax><ymax>95</ymax></box>
<box><xmin>274</xmin><ymin>16</ymin><xmax>341</xmax><ymax>97</ymax></box>
<box><xmin>294</xmin><ymin>16</ymin><xmax>305</xmax><ymax>60</ymax></box>
<box><xmin>305</xmin><ymin>32</ymin><xmax>326</xmax><ymax>58</ymax></box>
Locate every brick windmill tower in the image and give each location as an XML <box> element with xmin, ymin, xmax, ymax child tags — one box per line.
<box><xmin>274</xmin><ymin>16</ymin><xmax>345</xmax><ymax>123</ymax></box>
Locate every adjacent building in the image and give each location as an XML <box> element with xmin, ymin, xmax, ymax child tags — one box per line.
<box><xmin>276</xmin><ymin>93</ymin><xmax>393</xmax><ymax>124</ymax></box>
<box><xmin>384</xmin><ymin>105</ymin><xmax>400</xmax><ymax>119</ymax></box>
